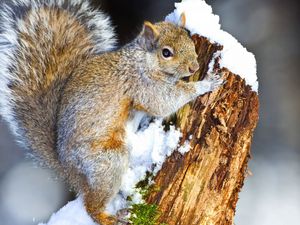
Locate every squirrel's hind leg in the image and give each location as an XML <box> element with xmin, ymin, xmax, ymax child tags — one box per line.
<box><xmin>84</xmin><ymin>187</ymin><xmax>120</xmax><ymax>225</ymax></box>
<box><xmin>69</xmin><ymin>145</ymin><xmax>128</xmax><ymax>225</ymax></box>
<box><xmin>80</xmin><ymin>147</ymin><xmax>129</xmax><ymax>225</ymax></box>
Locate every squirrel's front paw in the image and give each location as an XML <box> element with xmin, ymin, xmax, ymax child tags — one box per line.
<box><xmin>195</xmin><ymin>73</ymin><xmax>224</xmax><ymax>95</ymax></box>
<box><xmin>207</xmin><ymin>73</ymin><xmax>224</xmax><ymax>91</ymax></box>
<box><xmin>116</xmin><ymin>208</ymin><xmax>130</xmax><ymax>225</ymax></box>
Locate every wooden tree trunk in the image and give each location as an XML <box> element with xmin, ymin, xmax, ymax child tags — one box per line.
<box><xmin>146</xmin><ymin>35</ymin><xmax>259</xmax><ymax>225</ymax></box>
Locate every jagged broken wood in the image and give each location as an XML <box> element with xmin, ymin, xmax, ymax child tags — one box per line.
<box><xmin>146</xmin><ymin>35</ymin><xmax>259</xmax><ymax>225</ymax></box>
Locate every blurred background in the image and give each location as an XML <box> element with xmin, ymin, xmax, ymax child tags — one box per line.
<box><xmin>0</xmin><ymin>0</ymin><xmax>299</xmax><ymax>224</ymax></box>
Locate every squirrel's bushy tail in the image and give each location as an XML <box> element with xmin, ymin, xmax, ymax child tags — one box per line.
<box><xmin>0</xmin><ymin>0</ymin><xmax>116</xmax><ymax>171</ymax></box>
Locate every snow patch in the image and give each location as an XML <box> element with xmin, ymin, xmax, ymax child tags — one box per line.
<box><xmin>106</xmin><ymin>115</ymin><xmax>183</xmax><ymax>215</ymax></box>
<box><xmin>38</xmin><ymin>197</ymin><xmax>96</xmax><ymax>225</ymax></box>
<box><xmin>178</xmin><ymin>140</ymin><xmax>191</xmax><ymax>154</ymax></box>
<box><xmin>166</xmin><ymin>0</ymin><xmax>258</xmax><ymax>91</ymax></box>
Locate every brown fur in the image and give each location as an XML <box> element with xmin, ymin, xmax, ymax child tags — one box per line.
<box><xmin>84</xmin><ymin>186</ymin><xmax>118</xmax><ymax>225</ymax></box>
<box><xmin>91</xmin><ymin>132</ymin><xmax>124</xmax><ymax>151</ymax></box>
<box><xmin>91</xmin><ymin>98</ymin><xmax>132</xmax><ymax>151</ymax></box>
<box><xmin>10</xmin><ymin>7</ymin><xmax>95</xmax><ymax>172</ymax></box>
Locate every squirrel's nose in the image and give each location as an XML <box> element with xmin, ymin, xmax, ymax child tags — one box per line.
<box><xmin>188</xmin><ymin>63</ymin><xmax>199</xmax><ymax>74</ymax></box>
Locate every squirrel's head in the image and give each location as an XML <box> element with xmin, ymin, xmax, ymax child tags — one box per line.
<box><xmin>137</xmin><ymin>13</ymin><xmax>199</xmax><ymax>81</ymax></box>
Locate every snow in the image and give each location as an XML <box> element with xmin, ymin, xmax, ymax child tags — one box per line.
<box><xmin>166</xmin><ymin>0</ymin><xmax>258</xmax><ymax>92</ymax></box>
<box><xmin>38</xmin><ymin>197</ymin><xmax>96</xmax><ymax>225</ymax></box>
<box><xmin>178</xmin><ymin>140</ymin><xmax>191</xmax><ymax>154</ymax></box>
<box><xmin>39</xmin><ymin>1</ymin><xmax>258</xmax><ymax>224</ymax></box>
<box><xmin>106</xmin><ymin>115</ymin><xmax>183</xmax><ymax>215</ymax></box>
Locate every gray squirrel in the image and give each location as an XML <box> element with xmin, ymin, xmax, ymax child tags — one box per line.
<box><xmin>0</xmin><ymin>0</ymin><xmax>223</xmax><ymax>224</ymax></box>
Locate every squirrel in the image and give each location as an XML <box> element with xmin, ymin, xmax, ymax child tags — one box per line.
<box><xmin>0</xmin><ymin>0</ymin><xmax>222</xmax><ymax>224</ymax></box>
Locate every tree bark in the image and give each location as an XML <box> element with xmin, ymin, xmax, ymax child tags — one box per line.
<box><xmin>146</xmin><ymin>35</ymin><xmax>259</xmax><ymax>225</ymax></box>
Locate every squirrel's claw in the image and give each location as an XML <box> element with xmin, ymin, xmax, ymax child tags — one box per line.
<box><xmin>204</xmin><ymin>72</ymin><xmax>224</xmax><ymax>91</ymax></box>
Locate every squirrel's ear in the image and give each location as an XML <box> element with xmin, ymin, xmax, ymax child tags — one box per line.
<box><xmin>140</xmin><ymin>21</ymin><xmax>159</xmax><ymax>50</ymax></box>
<box><xmin>178</xmin><ymin>12</ymin><xmax>186</xmax><ymax>27</ymax></box>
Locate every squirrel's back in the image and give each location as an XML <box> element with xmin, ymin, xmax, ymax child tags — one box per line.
<box><xmin>0</xmin><ymin>0</ymin><xmax>116</xmax><ymax>170</ymax></box>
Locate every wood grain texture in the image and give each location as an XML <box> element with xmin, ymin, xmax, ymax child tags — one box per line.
<box><xmin>147</xmin><ymin>35</ymin><xmax>259</xmax><ymax>225</ymax></box>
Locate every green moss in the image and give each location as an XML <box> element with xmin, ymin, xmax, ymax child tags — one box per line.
<box><xmin>136</xmin><ymin>171</ymin><xmax>154</xmax><ymax>189</ymax></box>
<box><xmin>128</xmin><ymin>172</ymin><xmax>167</xmax><ymax>225</ymax></box>
<box><xmin>135</xmin><ymin>171</ymin><xmax>160</xmax><ymax>199</ymax></box>
<box><xmin>129</xmin><ymin>203</ymin><xmax>164</xmax><ymax>225</ymax></box>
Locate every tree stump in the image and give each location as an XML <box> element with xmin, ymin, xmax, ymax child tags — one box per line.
<box><xmin>146</xmin><ymin>35</ymin><xmax>259</xmax><ymax>225</ymax></box>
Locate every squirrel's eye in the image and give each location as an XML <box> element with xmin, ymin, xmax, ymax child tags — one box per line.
<box><xmin>162</xmin><ymin>48</ymin><xmax>173</xmax><ymax>58</ymax></box>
